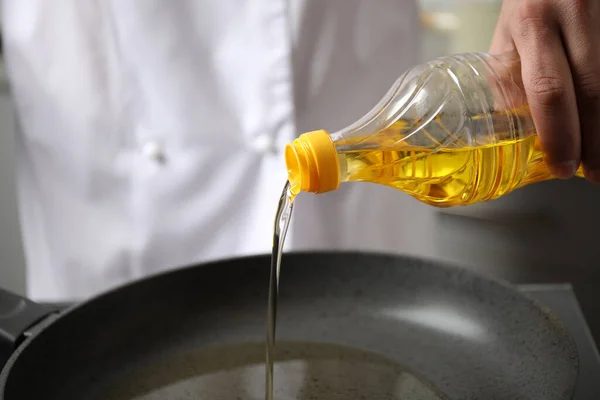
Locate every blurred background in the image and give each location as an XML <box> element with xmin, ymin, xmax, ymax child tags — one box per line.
<box><xmin>0</xmin><ymin>0</ymin><xmax>599</xmax><ymax>310</ymax></box>
<box><xmin>0</xmin><ymin>1</ymin><xmax>503</xmax><ymax>294</ymax></box>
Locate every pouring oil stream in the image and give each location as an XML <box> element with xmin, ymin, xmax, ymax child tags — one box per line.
<box><xmin>266</xmin><ymin>180</ymin><xmax>295</xmax><ymax>400</ymax></box>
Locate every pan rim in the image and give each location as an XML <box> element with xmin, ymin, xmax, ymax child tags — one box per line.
<box><xmin>0</xmin><ymin>250</ymin><xmax>580</xmax><ymax>399</ymax></box>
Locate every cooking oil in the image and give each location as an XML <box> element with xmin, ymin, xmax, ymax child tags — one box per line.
<box><xmin>100</xmin><ymin>341</ymin><xmax>446</xmax><ymax>399</ymax></box>
<box><xmin>339</xmin><ymin>134</ymin><xmax>584</xmax><ymax>208</ymax></box>
<box><xmin>286</xmin><ymin>123</ymin><xmax>585</xmax><ymax>208</ymax></box>
<box><xmin>266</xmin><ymin>181</ymin><xmax>294</xmax><ymax>400</ymax></box>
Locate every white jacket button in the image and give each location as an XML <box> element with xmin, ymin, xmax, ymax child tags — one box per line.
<box><xmin>142</xmin><ymin>141</ymin><xmax>165</xmax><ymax>163</ymax></box>
<box><xmin>250</xmin><ymin>134</ymin><xmax>274</xmax><ymax>153</ymax></box>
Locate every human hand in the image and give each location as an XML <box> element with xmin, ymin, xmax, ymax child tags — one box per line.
<box><xmin>490</xmin><ymin>0</ymin><xmax>600</xmax><ymax>183</ymax></box>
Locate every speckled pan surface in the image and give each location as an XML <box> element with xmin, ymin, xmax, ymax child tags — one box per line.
<box><xmin>0</xmin><ymin>251</ymin><xmax>578</xmax><ymax>400</ymax></box>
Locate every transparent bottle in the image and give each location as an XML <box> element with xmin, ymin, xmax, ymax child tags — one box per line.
<box><xmin>285</xmin><ymin>51</ymin><xmax>585</xmax><ymax>207</ymax></box>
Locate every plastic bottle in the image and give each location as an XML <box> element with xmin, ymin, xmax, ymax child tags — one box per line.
<box><xmin>284</xmin><ymin>51</ymin><xmax>585</xmax><ymax>207</ymax></box>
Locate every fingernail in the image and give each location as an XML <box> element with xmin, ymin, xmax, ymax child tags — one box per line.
<box><xmin>550</xmin><ymin>161</ymin><xmax>578</xmax><ymax>179</ymax></box>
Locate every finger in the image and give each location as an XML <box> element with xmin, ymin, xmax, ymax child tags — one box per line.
<box><xmin>489</xmin><ymin>20</ymin><xmax>513</xmax><ymax>54</ymax></box>
<box><xmin>511</xmin><ymin>1</ymin><xmax>581</xmax><ymax>178</ymax></box>
<box><xmin>556</xmin><ymin>0</ymin><xmax>600</xmax><ymax>183</ymax></box>
<box><xmin>489</xmin><ymin>1</ymin><xmax>518</xmax><ymax>54</ymax></box>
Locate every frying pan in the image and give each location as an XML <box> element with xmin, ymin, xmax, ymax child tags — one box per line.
<box><xmin>0</xmin><ymin>251</ymin><xmax>578</xmax><ymax>399</ymax></box>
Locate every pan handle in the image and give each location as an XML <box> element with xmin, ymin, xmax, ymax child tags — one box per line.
<box><xmin>0</xmin><ymin>287</ymin><xmax>61</xmax><ymax>368</ymax></box>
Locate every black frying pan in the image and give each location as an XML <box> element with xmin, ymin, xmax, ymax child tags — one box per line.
<box><xmin>0</xmin><ymin>252</ymin><xmax>578</xmax><ymax>399</ymax></box>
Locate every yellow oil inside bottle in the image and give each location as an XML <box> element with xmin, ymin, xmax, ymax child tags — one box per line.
<box><xmin>339</xmin><ymin>134</ymin><xmax>585</xmax><ymax>207</ymax></box>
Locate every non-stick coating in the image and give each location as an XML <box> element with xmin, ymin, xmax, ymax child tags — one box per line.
<box><xmin>0</xmin><ymin>252</ymin><xmax>578</xmax><ymax>399</ymax></box>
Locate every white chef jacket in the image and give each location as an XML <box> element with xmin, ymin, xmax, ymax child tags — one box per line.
<box><xmin>2</xmin><ymin>0</ymin><xmax>434</xmax><ymax>302</ymax></box>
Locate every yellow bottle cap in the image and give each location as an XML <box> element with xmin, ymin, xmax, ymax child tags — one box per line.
<box><xmin>285</xmin><ymin>130</ymin><xmax>340</xmax><ymax>195</ymax></box>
